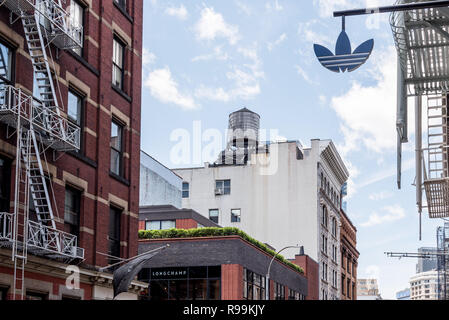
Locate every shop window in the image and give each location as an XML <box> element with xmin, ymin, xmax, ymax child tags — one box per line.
<box><xmin>243</xmin><ymin>268</ymin><xmax>266</xmax><ymax>300</ymax></box>
<box><xmin>274</xmin><ymin>282</ymin><xmax>285</xmax><ymax>300</ymax></box>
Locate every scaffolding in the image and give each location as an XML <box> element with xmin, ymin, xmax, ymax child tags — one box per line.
<box><xmin>0</xmin><ymin>0</ymin><xmax>83</xmax><ymax>300</ymax></box>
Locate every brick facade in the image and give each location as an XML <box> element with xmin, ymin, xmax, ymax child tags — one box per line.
<box><xmin>290</xmin><ymin>254</ymin><xmax>319</xmax><ymax>300</ymax></box>
<box><xmin>340</xmin><ymin>209</ymin><xmax>359</xmax><ymax>300</ymax></box>
<box><xmin>0</xmin><ymin>0</ymin><xmax>143</xmax><ymax>299</ymax></box>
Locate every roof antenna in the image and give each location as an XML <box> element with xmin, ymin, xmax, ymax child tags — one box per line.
<box><xmin>342</xmin><ymin>16</ymin><xmax>346</xmax><ymax>31</ymax></box>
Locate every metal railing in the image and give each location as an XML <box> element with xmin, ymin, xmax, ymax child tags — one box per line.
<box><xmin>0</xmin><ymin>85</ymin><xmax>80</xmax><ymax>151</ymax></box>
<box><xmin>1</xmin><ymin>0</ymin><xmax>83</xmax><ymax>50</ymax></box>
<box><xmin>27</xmin><ymin>220</ymin><xmax>84</xmax><ymax>259</ymax></box>
<box><xmin>0</xmin><ymin>212</ymin><xmax>13</xmax><ymax>241</ymax></box>
<box><xmin>0</xmin><ymin>212</ymin><xmax>83</xmax><ymax>259</ymax></box>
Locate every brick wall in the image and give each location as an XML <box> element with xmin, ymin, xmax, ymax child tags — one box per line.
<box><xmin>0</xmin><ymin>0</ymin><xmax>143</xmax><ymax>268</ymax></box>
<box><xmin>290</xmin><ymin>255</ymin><xmax>319</xmax><ymax>300</ymax></box>
<box><xmin>221</xmin><ymin>264</ymin><xmax>243</xmax><ymax>300</ymax></box>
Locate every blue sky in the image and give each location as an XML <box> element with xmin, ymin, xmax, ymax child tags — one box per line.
<box><xmin>140</xmin><ymin>0</ymin><xmax>444</xmax><ymax>299</ymax></box>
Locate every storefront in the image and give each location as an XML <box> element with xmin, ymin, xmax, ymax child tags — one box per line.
<box><xmin>139</xmin><ymin>266</ymin><xmax>221</xmax><ymax>300</ymax></box>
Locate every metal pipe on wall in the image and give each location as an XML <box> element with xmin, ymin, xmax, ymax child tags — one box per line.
<box><xmin>415</xmin><ymin>95</ymin><xmax>423</xmax><ymax>240</ymax></box>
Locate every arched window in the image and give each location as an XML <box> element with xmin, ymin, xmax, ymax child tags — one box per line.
<box><xmin>321</xmin><ymin>173</ymin><xmax>324</xmax><ymax>189</ymax></box>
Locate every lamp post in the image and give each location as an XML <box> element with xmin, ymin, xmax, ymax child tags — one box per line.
<box><xmin>265</xmin><ymin>245</ymin><xmax>301</xmax><ymax>300</ymax></box>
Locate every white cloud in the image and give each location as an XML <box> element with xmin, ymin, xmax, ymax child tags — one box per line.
<box><xmin>360</xmin><ymin>204</ymin><xmax>406</xmax><ymax>227</ymax></box>
<box><xmin>142</xmin><ymin>48</ymin><xmax>156</xmax><ymax>66</ymax></box>
<box><xmin>194</xmin><ymin>7</ymin><xmax>240</xmax><ymax>45</ymax></box>
<box><xmin>165</xmin><ymin>5</ymin><xmax>188</xmax><ymax>20</ymax></box>
<box><xmin>295</xmin><ymin>65</ymin><xmax>317</xmax><ymax>85</ymax></box>
<box><xmin>145</xmin><ymin>67</ymin><xmax>197</xmax><ymax>110</ymax></box>
<box><xmin>265</xmin><ymin>0</ymin><xmax>283</xmax><ymax>12</ymax></box>
<box><xmin>195</xmin><ymin>44</ymin><xmax>264</xmax><ymax>102</ymax></box>
<box><xmin>319</xmin><ymin>95</ymin><xmax>327</xmax><ymax>105</ymax></box>
<box><xmin>235</xmin><ymin>1</ymin><xmax>252</xmax><ymax>15</ymax></box>
<box><xmin>267</xmin><ymin>33</ymin><xmax>287</xmax><ymax>51</ymax></box>
<box><xmin>331</xmin><ymin>46</ymin><xmax>398</xmax><ymax>156</ymax></box>
<box><xmin>297</xmin><ymin>20</ymin><xmax>331</xmax><ymax>47</ymax></box>
<box><xmin>192</xmin><ymin>46</ymin><xmax>229</xmax><ymax>62</ymax></box>
<box><xmin>369</xmin><ymin>191</ymin><xmax>394</xmax><ymax>201</ymax></box>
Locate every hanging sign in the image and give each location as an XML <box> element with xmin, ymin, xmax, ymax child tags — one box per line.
<box><xmin>314</xmin><ymin>22</ymin><xmax>374</xmax><ymax>73</ymax></box>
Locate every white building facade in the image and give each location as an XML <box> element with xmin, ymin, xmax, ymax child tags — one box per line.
<box><xmin>174</xmin><ymin>135</ymin><xmax>349</xmax><ymax>300</ymax></box>
<box><xmin>410</xmin><ymin>271</ymin><xmax>439</xmax><ymax>300</ymax></box>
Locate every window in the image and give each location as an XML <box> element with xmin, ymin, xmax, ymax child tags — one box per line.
<box><xmin>0</xmin><ymin>287</ymin><xmax>7</xmax><ymax>300</ymax></box>
<box><xmin>322</xmin><ymin>262</ymin><xmax>328</xmax><ymax>281</ymax></box>
<box><xmin>112</xmin><ymin>37</ymin><xmax>125</xmax><ymax>90</ymax></box>
<box><xmin>321</xmin><ymin>235</ymin><xmax>327</xmax><ymax>254</ymax></box>
<box><xmin>108</xmin><ymin>206</ymin><xmax>122</xmax><ymax>264</ymax></box>
<box><xmin>64</xmin><ymin>186</ymin><xmax>81</xmax><ymax>240</ymax></box>
<box><xmin>110</xmin><ymin>119</ymin><xmax>124</xmax><ymax>176</ymax></box>
<box><xmin>243</xmin><ymin>269</ymin><xmax>266</xmax><ymax>300</ymax></box>
<box><xmin>231</xmin><ymin>209</ymin><xmax>241</xmax><ymax>223</ymax></box>
<box><xmin>182</xmin><ymin>182</ymin><xmax>189</xmax><ymax>198</ymax></box>
<box><xmin>274</xmin><ymin>283</ymin><xmax>285</xmax><ymax>300</ymax></box>
<box><xmin>215</xmin><ymin>180</ymin><xmax>231</xmax><ymax>195</ymax></box>
<box><xmin>0</xmin><ymin>40</ymin><xmax>13</xmax><ymax>87</ymax></box>
<box><xmin>331</xmin><ymin>217</ymin><xmax>337</xmax><ymax>237</ymax></box>
<box><xmin>209</xmin><ymin>209</ymin><xmax>219</xmax><ymax>224</ymax></box>
<box><xmin>70</xmin><ymin>0</ymin><xmax>84</xmax><ymax>56</ymax></box>
<box><xmin>145</xmin><ymin>220</ymin><xmax>175</xmax><ymax>231</ymax></box>
<box><xmin>288</xmin><ymin>289</ymin><xmax>304</xmax><ymax>300</ymax></box>
<box><xmin>67</xmin><ymin>89</ymin><xmax>84</xmax><ymax>151</ymax></box>
<box><xmin>114</xmin><ymin>0</ymin><xmax>126</xmax><ymax>10</ymax></box>
<box><xmin>320</xmin><ymin>172</ymin><xmax>324</xmax><ymax>189</ymax></box>
<box><xmin>0</xmin><ymin>156</ymin><xmax>11</xmax><ymax>212</ymax></box>
<box><xmin>321</xmin><ymin>206</ymin><xmax>328</xmax><ymax>228</ymax></box>
<box><xmin>26</xmin><ymin>291</ymin><xmax>48</xmax><ymax>300</ymax></box>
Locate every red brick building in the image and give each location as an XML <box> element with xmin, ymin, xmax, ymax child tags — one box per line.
<box><xmin>138</xmin><ymin>205</ymin><xmax>319</xmax><ymax>300</ymax></box>
<box><xmin>0</xmin><ymin>0</ymin><xmax>144</xmax><ymax>300</ymax></box>
<box><xmin>340</xmin><ymin>209</ymin><xmax>359</xmax><ymax>300</ymax></box>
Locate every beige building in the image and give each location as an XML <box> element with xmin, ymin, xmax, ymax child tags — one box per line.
<box><xmin>410</xmin><ymin>271</ymin><xmax>439</xmax><ymax>300</ymax></box>
<box><xmin>357</xmin><ymin>279</ymin><xmax>382</xmax><ymax>299</ymax></box>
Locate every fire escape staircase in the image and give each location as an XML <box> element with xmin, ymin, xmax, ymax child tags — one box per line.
<box><xmin>0</xmin><ymin>0</ymin><xmax>84</xmax><ymax>293</ymax></box>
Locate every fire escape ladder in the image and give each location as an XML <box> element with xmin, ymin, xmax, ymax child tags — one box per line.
<box><xmin>424</xmin><ymin>94</ymin><xmax>449</xmax><ymax>218</ymax></box>
<box><xmin>21</xmin><ymin>11</ymin><xmax>67</xmax><ymax>141</ymax></box>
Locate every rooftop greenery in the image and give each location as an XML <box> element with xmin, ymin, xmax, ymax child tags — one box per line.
<box><xmin>138</xmin><ymin>227</ymin><xmax>304</xmax><ymax>274</ymax></box>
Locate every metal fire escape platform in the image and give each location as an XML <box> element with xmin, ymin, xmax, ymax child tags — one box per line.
<box><xmin>2</xmin><ymin>0</ymin><xmax>83</xmax><ymax>50</ymax></box>
<box><xmin>0</xmin><ymin>86</ymin><xmax>80</xmax><ymax>151</ymax></box>
<box><xmin>391</xmin><ymin>0</ymin><xmax>449</xmax><ymax>218</ymax></box>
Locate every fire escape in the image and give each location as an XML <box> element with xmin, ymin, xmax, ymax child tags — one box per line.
<box><xmin>0</xmin><ymin>0</ymin><xmax>83</xmax><ymax>299</ymax></box>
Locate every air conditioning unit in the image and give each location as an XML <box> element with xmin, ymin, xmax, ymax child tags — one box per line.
<box><xmin>215</xmin><ymin>188</ymin><xmax>224</xmax><ymax>195</ymax></box>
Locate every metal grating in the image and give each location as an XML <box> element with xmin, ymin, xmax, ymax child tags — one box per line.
<box><xmin>391</xmin><ymin>0</ymin><xmax>449</xmax><ymax>94</ymax></box>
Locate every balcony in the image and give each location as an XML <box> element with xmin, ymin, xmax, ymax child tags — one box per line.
<box><xmin>1</xmin><ymin>0</ymin><xmax>83</xmax><ymax>50</ymax></box>
<box><xmin>0</xmin><ymin>212</ymin><xmax>84</xmax><ymax>260</ymax></box>
<box><xmin>0</xmin><ymin>85</ymin><xmax>80</xmax><ymax>152</ymax></box>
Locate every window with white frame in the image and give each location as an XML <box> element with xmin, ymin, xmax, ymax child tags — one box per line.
<box><xmin>112</xmin><ymin>37</ymin><xmax>125</xmax><ymax>90</ymax></box>
<box><xmin>70</xmin><ymin>0</ymin><xmax>84</xmax><ymax>56</ymax></box>
<box><xmin>215</xmin><ymin>180</ymin><xmax>231</xmax><ymax>195</ymax></box>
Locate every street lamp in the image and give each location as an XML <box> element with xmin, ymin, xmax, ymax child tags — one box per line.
<box><xmin>265</xmin><ymin>245</ymin><xmax>302</xmax><ymax>300</ymax></box>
